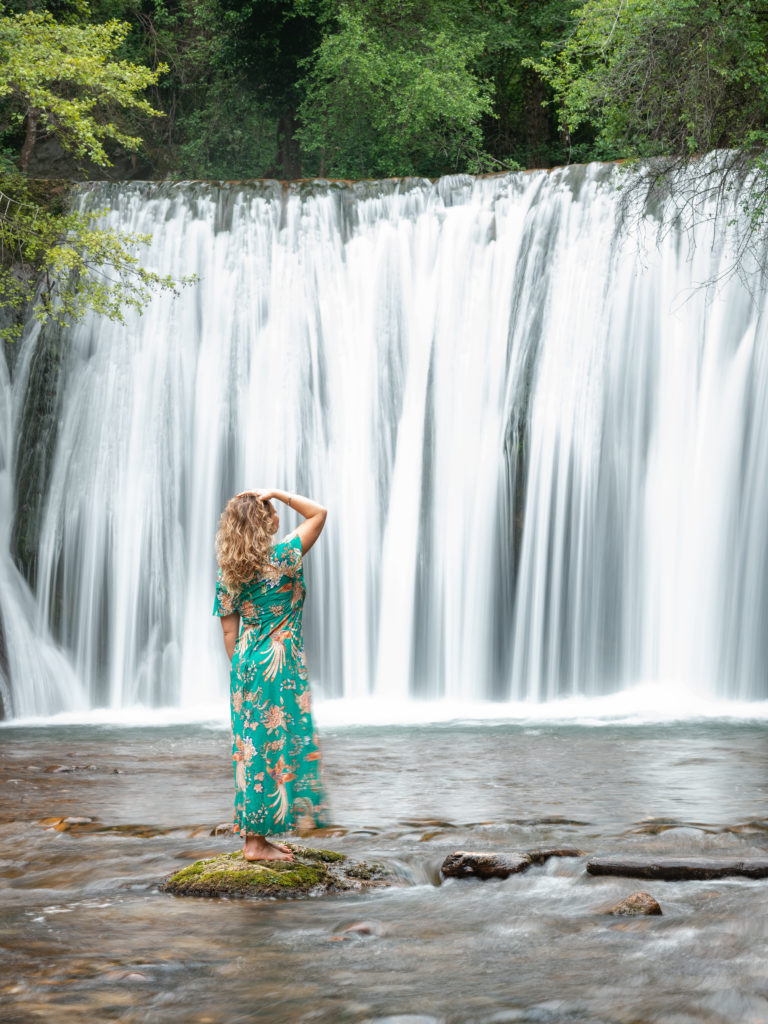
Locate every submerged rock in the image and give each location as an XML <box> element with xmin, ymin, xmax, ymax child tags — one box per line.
<box><xmin>330</xmin><ymin>919</ymin><xmax>389</xmax><ymax>941</ymax></box>
<box><xmin>603</xmin><ymin>891</ymin><xmax>663</xmax><ymax>916</ymax></box>
<box><xmin>586</xmin><ymin>856</ymin><xmax>768</xmax><ymax>881</ymax></box>
<box><xmin>441</xmin><ymin>851</ymin><xmax>531</xmax><ymax>879</ymax></box>
<box><xmin>526</xmin><ymin>847</ymin><xmax>587</xmax><ymax>864</ymax></box>
<box><xmin>161</xmin><ymin>845</ymin><xmax>394</xmax><ymax>899</ymax></box>
<box><xmin>441</xmin><ymin>848</ymin><xmax>585</xmax><ymax>880</ymax></box>
<box><xmin>210</xmin><ymin>823</ymin><xmax>235</xmax><ymax>836</ymax></box>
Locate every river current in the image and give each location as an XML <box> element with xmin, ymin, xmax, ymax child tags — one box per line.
<box><xmin>2</xmin><ymin>717</ymin><xmax>766</xmax><ymax>1024</ymax></box>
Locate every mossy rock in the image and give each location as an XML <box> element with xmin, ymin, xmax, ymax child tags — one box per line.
<box><xmin>160</xmin><ymin>845</ymin><xmax>394</xmax><ymax>899</ymax></box>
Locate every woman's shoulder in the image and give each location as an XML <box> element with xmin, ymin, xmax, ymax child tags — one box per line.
<box><xmin>235</xmin><ymin>536</ymin><xmax>301</xmax><ymax>593</ymax></box>
<box><xmin>270</xmin><ymin>532</ymin><xmax>303</xmax><ymax>567</ymax></box>
<box><xmin>276</xmin><ymin>530</ymin><xmax>301</xmax><ymax>548</ymax></box>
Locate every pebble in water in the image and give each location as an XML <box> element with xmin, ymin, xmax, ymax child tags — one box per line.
<box><xmin>603</xmin><ymin>891</ymin><xmax>663</xmax><ymax>916</ymax></box>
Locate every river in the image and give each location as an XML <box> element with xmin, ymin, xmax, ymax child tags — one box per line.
<box><xmin>2</xmin><ymin>714</ymin><xmax>767</xmax><ymax>1023</ymax></box>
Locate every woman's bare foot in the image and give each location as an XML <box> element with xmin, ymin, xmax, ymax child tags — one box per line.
<box><xmin>242</xmin><ymin>835</ymin><xmax>294</xmax><ymax>862</ymax></box>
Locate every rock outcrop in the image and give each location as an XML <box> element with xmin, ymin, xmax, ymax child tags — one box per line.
<box><xmin>161</xmin><ymin>845</ymin><xmax>393</xmax><ymax>899</ymax></box>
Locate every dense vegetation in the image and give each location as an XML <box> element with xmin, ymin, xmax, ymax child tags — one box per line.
<box><xmin>0</xmin><ymin>0</ymin><xmax>589</xmax><ymax>181</ymax></box>
<box><xmin>2</xmin><ymin>0</ymin><xmax>768</xmax><ymax>334</ymax></box>
<box><xmin>6</xmin><ymin>0</ymin><xmax>763</xmax><ymax>182</ymax></box>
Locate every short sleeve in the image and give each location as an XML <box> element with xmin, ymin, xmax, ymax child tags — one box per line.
<box><xmin>213</xmin><ymin>571</ymin><xmax>239</xmax><ymax>616</ymax></box>
<box><xmin>285</xmin><ymin>532</ymin><xmax>303</xmax><ymax>569</ymax></box>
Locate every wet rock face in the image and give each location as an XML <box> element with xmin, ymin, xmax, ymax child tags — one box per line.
<box><xmin>586</xmin><ymin>856</ymin><xmax>768</xmax><ymax>881</ymax></box>
<box><xmin>441</xmin><ymin>848</ymin><xmax>586</xmax><ymax>880</ymax></box>
<box><xmin>603</xmin><ymin>891</ymin><xmax>663</xmax><ymax>916</ymax></box>
<box><xmin>441</xmin><ymin>852</ymin><xmax>532</xmax><ymax>879</ymax></box>
<box><xmin>161</xmin><ymin>846</ymin><xmax>393</xmax><ymax>899</ymax></box>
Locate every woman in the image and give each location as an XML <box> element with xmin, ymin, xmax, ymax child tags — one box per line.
<box><xmin>213</xmin><ymin>488</ymin><xmax>330</xmax><ymax>862</ymax></box>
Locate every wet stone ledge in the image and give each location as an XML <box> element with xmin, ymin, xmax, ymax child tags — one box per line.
<box><xmin>161</xmin><ymin>845</ymin><xmax>395</xmax><ymax>899</ymax></box>
<box><xmin>441</xmin><ymin>848</ymin><xmax>586</xmax><ymax>880</ymax></box>
<box><xmin>586</xmin><ymin>856</ymin><xmax>768</xmax><ymax>881</ymax></box>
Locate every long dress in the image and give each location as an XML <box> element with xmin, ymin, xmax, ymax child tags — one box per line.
<box><xmin>213</xmin><ymin>534</ymin><xmax>330</xmax><ymax>835</ymax></box>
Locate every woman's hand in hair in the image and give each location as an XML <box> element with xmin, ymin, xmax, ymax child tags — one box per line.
<box><xmin>235</xmin><ymin>488</ymin><xmax>276</xmax><ymax>502</ymax></box>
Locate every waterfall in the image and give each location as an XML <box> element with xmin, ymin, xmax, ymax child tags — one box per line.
<box><xmin>3</xmin><ymin>163</ymin><xmax>768</xmax><ymax>718</ymax></box>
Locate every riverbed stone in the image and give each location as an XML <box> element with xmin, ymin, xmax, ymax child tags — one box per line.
<box><xmin>441</xmin><ymin>851</ymin><xmax>532</xmax><ymax>879</ymax></box>
<box><xmin>441</xmin><ymin>847</ymin><xmax>585</xmax><ymax>880</ymax></box>
<box><xmin>603</xmin><ymin>891</ymin><xmax>663</xmax><ymax>916</ymax></box>
<box><xmin>526</xmin><ymin>847</ymin><xmax>587</xmax><ymax>864</ymax></box>
<box><xmin>586</xmin><ymin>856</ymin><xmax>768</xmax><ymax>881</ymax></box>
<box><xmin>161</xmin><ymin>845</ymin><xmax>394</xmax><ymax>899</ymax></box>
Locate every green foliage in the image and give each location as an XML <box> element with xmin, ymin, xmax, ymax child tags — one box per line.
<box><xmin>469</xmin><ymin>0</ymin><xmax>579</xmax><ymax>169</ymax></box>
<box><xmin>0</xmin><ymin>7</ymin><xmax>187</xmax><ymax>340</ymax></box>
<box><xmin>172</xmin><ymin>79</ymin><xmax>278</xmax><ymax>179</ymax></box>
<box><xmin>9</xmin><ymin>0</ymin><xmax>577</xmax><ymax>181</ymax></box>
<box><xmin>531</xmin><ymin>0</ymin><xmax>768</xmax><ymax>160</ymax></box>
<box><xmin>128</xmin><ymin>0</ymin><xmax>327</xmax><ymax>178</ymax></box>
<box><xmin>0</xmin><ymin>8</ymin><xmax>167</xmax><ymax>167</ymax></box>
<box><xmin>296</xmin><ymin>1</ymin><xmax>492</xmax><ymax>178</ymax></box>
<box><xmin>528</xmin><ymin>0</ymin><xmax>768</xmax><ymax>274</ymax></box>
<box><xmin>0</xmin><ymin>172</ymin><xmax>185</xmax><ymax>341</ymax></box>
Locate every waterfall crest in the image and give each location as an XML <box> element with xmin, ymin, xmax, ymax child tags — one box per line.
<box><xmin>3</xmin><ymin>165</ymin><xmax>768</xmax><ymax>717</ymax></box>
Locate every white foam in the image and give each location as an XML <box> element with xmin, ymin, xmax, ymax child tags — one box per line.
<box><xmin>313</xmin><ymin>684</ymin><xmax>768</xmax><ymax>728</ymax></box>
<box><xmin>2</xmin><ymin>684</ymin><xmax>767</xmax><ymax>729</ymax></box>
<box><xmin>0</xmin><ymin>701</ymin><xmax>229</xmax><ymax>729</ymax></box>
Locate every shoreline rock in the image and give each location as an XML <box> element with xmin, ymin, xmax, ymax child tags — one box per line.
<box><xmin>161</xmin><ymin>845</ymin><xmax>394</xmax><ymax>899</ymax></box>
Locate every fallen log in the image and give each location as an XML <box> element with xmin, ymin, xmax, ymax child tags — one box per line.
<box><xmin>586</xmin><ymin>856</ymin><xmax>768</xmax><ymax>881</ymax></box>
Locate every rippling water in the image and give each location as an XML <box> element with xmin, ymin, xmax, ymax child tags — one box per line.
<box><xmin>1</xmin><ymin>720</ymin><xmax>767</xmax><ymax>1023</ymax></box>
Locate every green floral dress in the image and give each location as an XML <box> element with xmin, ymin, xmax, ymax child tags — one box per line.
<box><xmin>213</xmin><ymin>534</ymin><xmax>330</xmax><ymax>836</ymax></box>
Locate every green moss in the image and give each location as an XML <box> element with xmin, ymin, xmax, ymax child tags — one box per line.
<box><xmin>295</xmin><ymin>845</ymin><xmax>345</xmax><ymax>864</ymax></box>
<box><xmin>175</xmin><ymin>861</ymin><xmax>206</xmax><ymax>878</ymax></box>
<box><xmin>345</xmin><ymin>861</ymin><xmax>388</xmax><ymax>881</ymax></box>
<box><xmin>161</xmin><ymin>845</ymin><xmax>395</xmax><ymax>900</ymax></box>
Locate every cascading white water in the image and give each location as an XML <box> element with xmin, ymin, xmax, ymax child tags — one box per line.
<box><xmin>3</xmin><ymin>162</ymin><xmax>768</xmax><ymax>718</ymax></box>
<box><xmin>0</xmin><ymin>324</ymin><xmax>86</xmax><ymax>717</ymax></box>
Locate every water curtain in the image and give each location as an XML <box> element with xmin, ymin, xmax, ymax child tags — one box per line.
<box><xmin>2</xmin><ymin>164</ymin><xmax>768</xmax><ymax>717</ymax></box>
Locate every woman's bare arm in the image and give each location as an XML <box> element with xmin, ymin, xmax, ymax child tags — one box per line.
<box><xmin>220</xmin><ymin>613</ymin><xmax>241</xmax><ymax>661</ymax></box>
<box><xmin>253</xmin><ymin>489</ymin><xmax>327</xmax><ymax>555</ymax></box>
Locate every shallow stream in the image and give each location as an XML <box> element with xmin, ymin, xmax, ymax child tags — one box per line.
<box><xmin>1</xmin><ymin>719</ymin><xmax>767</xmax><ymax>1023</ymax></box>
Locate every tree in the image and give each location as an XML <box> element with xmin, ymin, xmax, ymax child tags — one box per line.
<box><xmin>532</xmin><ymin>0</ymin><xmax>768</xmax><ymax>159</ymax></box>
<box><xmin>469</xmin><ymin>0</ymin><xmax>580</xmax><ymax>171</ymax></box>
<box><xmin>530</xmin><ymin>0</ymin><xmax>768</xmax><ymax>276</ymax></box>
<box><xmin>0</xmin><ymin>7</ymin><xmax>186</xmax><ymax>341</ymax></box>
<box><xmin>296</xmin><ymin>0</ymin><xmax>492</xmax><ymax>179</ymax></box>
<box><xmin>0</xmin><ymin>9</ymin><xmax>167</xmax><ymax>170</ymax></box>
<box><xmin>199</xmin><ymin>0</ymin><xmax>328</xmax><ymax>177</ymax></box>
<box><xmin>0</xmin><ymin>176</ymin><xmax>182</xmax><ymax>341</ymax></box>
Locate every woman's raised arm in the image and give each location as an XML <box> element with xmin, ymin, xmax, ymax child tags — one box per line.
<box><xmin>252</xmin><ymin>489</ymin><xmax>327</xmax><ymax>555</ymax></box>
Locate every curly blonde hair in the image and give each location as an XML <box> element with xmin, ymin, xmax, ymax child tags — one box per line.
<box><xmin>215</xmin><ymin>493</ymin><xmax>278</xmax><ymax>590</ymax></box>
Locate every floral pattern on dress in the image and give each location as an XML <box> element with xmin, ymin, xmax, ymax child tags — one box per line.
<box><xmin>213</xmin><ymin>534</ymin><xmax>330</xmax><ymax>835</ymax></box>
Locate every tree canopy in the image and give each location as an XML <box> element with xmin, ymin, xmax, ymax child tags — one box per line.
<box><xmin>531</xmin><ymin>0</ymin><xmax>768</xmax><ymax>161</ymax></box>
<box><xmin>296</xmin><ymin>1</ymin><xmax>492</xmax><ymax>178</ymax></box>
